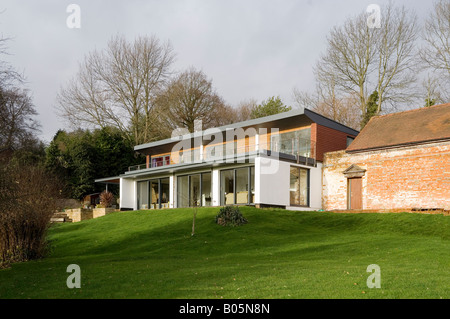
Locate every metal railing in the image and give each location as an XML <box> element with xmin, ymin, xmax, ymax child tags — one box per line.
<box><xmin>128</xmin><ymin>137</ymin><xmax>315</xmax><ymax>171</ymax></box>
<box><xmin>128</xmin><ymin>164</ymin><xmax>148</xmax><ymax>171</ymax></box>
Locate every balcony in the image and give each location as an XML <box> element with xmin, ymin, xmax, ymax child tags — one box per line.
<box><xmin>128</xmin><ymin>137</ymin><xmax>315</xmax><ymax>172</ymax></box>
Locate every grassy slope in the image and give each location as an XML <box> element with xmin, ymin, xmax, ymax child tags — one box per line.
<box><xmin>0</xmin><ymin>207</ymin><xmax>448</xmax><ymax>299</ymax></box>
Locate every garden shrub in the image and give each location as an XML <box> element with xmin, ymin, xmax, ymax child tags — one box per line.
<box><xmin>0</xmin><ymin>163</ymin><xmax>61</xmax><ymax>268</ymax></box>
<box><xmin>215</xmin><ymin>206</ymin><xmax>248</xmax><ymax>227</ymax></box>
<box><xmin>99</xmin><ymin>190</ymin><xmax>115</xmax><ymax>207</ymax></box>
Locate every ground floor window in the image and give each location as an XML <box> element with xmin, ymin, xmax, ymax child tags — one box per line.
<box><xmin>290</xmin><ymin>166</ymin><xmax>309</xmax><ymax>206</ymax></box>
<box><xmin>177</xmin><ymin>172</ymin><xmax>212</xmax><ymax>208</ymax></box>
<box><xmin>137</xmin><ymin>177</ymin><xmax>170</xmax><ymax>209</ymax></box>
<box><xmin>220</xmin><ymin>166</ymin><xmax>254</xmax><ymax>205</ymax></box>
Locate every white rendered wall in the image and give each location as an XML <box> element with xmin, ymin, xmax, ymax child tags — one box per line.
<box><xmin>286</xmin><ymin>162</ymin><xmax>322</xmax><ymax>211</ymax></box>
<box><xmin>169</xmin><ymin>174</ymin><xmax>174</xmax><ymax>208</ymax></box>
<box><xmin>255</xmin><ymin>157</ymin><xmax>290</xmax><ymax>207</ymax></box>
<box><xmin>256</xmin><ymin>157</ymin><xmax>323</xmax><ymax>210</ymax></box>
<box><xmin>212</xmin><ymin>169</ymin><xmax>220</xmax><ymax>207</ymax></box>
<box><xmin>308</xmin><ymin>162</ymin><xmax>323</xmax><ymax>210</ymax></box>
<box><xmin>120</xmin><ymin>178</ymin><xmax>137</xmax><ymax>210</ymax></box>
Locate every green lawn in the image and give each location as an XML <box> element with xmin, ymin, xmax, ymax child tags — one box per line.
<box><xmin>0</xmin><ymin>207</ymin><xmax>448</xmax><ymax>299</ymax></box>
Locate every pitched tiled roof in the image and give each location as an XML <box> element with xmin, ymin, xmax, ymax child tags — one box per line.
<box><xmin>346</xmin><ymin>103</ymin><xmax>450</xmax><ymax>152</ymax></box>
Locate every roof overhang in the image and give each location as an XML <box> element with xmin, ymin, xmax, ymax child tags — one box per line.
<box><xmin>134</xmin><ymin>108</ymin><xmax>312</xmax><ymax>156</ymax></box>
<box><xmin>122</xmin><ymin>152</ymin><xmax>259</xmax><ymax>179</ymax></box>
<box><xmin>94</xmin><ymin>176</ymin><xmax>121</xmax><ymax>184</ymax></box>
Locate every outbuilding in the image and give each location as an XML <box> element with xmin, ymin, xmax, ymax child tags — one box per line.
<box><xmin>322</xmin><ymin>103</ymin><xmax>450</xmax><ymax>211</ymax></box>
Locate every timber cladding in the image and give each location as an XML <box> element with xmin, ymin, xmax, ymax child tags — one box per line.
<box><xmin>322</xmin><ymin>142</ymin><xmax>450</xmax><ymax>211</ymax></box>
<box><xmin>312</xmin><ymin>123</ymin><xmax>357</xmax><ymax>162</ymax></box>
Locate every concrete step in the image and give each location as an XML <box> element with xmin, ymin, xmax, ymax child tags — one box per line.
<box><xmin>51</xmin><ymin>212</ymin><xmax>73</xmax><ymax>223</ymax></box>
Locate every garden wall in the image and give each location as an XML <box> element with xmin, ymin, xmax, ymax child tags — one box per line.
<box><xmin>322</xmin><ymin>141</ymin><xmax>450</xmax><ymax>211</ymax></box>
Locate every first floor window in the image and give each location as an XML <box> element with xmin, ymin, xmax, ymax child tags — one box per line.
<box><xmin>290</xmin><ymin>166</ymin><xmax>309</xmax><ymax>206</ymax></box>
<box><xmin>151</xmin><ymin>155</ymin><xmax>170</xmax><ymax>167</ymax></box>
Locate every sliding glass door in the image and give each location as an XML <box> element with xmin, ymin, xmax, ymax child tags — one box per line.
<box><xmin>201</xmin><ymin>173</ymin><xmax>212</xmax><ymax>207</ymax></box>
<box><xmin>190</xmin><ymin>174</ymin><xmax>201</xmax><ymax>207</ymax></box>
<box><xmin>138</xmin><ymin>177</ymin><xmax>171</xmax><ymax>209</ymax></box>
<box><xmin>177</xmin><ymin>172</ymin><xmax>212</xmax><ymax>208</ymax></box>
<box><xmin>160</xmin><ymin>178</ymin><xmax>170</xmax><ymax>208</ymax></box>
<box><xmin>137</xmin><ymin>181</ymin><xmax>149</xmax><ymax>210</ymax></box>
<box><xmin>221</xmin><ymin>170</ymin><xmax>235</xmax><ymax>205</ymax></box>
<box><xmin>177</xmin><ymin>175</ymin><xmax>189</xmax><ymax>208</ymax></box>
<box><xmin>220</xmin><ymin>166</ymin><xmax>254</xmax><ymax>205</ymax></box>
<box><xmin>235</xmin><ymin>167</ymin><xmax>249</xmax><ymax>204</ymax></box>
<box><xmin>290</xmin><ymin>166</ymin><xmax>309</xmax><ymax>206</ymax></box>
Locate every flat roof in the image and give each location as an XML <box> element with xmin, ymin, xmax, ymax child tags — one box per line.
<box><xmin>134</xmin><ymin>107</ymin><xmax>359</xmax><ymax>154</ymax></box>
<box><xmin>134</xmin><ymin>108</ymin><xmax>308</xmax><ymax>151</ymax></box>
<box><xmin>94</xmin><ymin>176</ymin><xmax>121</xmax><ymax>184</ymax></box>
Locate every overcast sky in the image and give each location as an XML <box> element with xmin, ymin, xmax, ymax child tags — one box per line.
<box><xmin>0</xmin><ymin>0</ymin><xmax>435</xmax><ymax>143</ymax></box>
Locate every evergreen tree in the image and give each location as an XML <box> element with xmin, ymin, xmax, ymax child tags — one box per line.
<box><xmin>424</xmin><ymin>97</ymin><xmax>436</xmax><ymax>107</ymax></box>
<box><xmin>45</xmin><ymin>127</ymin><xmax>144</xmax><ymax>200</ymax></box>
<box><xmin>361</xmin><ymin>91</ymin><xmax>379</xmax><ymax>129</ymax></box>
<box><xmin>250</xmin><ymin>96</ymin><xmax>292</xmax><ymax>119</ymax></box>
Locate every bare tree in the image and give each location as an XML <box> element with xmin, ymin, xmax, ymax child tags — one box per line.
<box><xmin>207</xmin><ymin>99</ymin><xmax>256</xmax><ymax>128</ymax></box>
<box><xmin>420</xmin><ymin>0</ymin><xmax>450</xmax><ymax>77</ymax></box>
<box><xmin>0</xmin><ymin>33</ymin><xmax>43</xmax><ymax>159</ymax></box>
<box><xmin>312</xmin><ymin>2</ymin><xmax>419</xmax><ymax>128</ymax></box>
<box><xmin>419</xmin><ymin>0</ymin><xmax>450</xmax><ymax>102</ymax></box>
<box><xmin>56</xmin><ymin>34</ymin><xmax>175</xmax><ymax>145</ymax></box>
<box><xmin>208</xmin><ymin>103</ymin><xmax>238</xmax><ymax>127</ymax></box>
<box><xmin>375</xmin><ymin>4</ymin><xmax>418</xmax><ymax>113</ymax></box>
<box><xmin>234</xmin><ymin>99</ymin><xmax>257</xmax><ymax>122</ymax></box>
<box><xmin>314</xmin><ymin>11</ymin><xmax>377</xmax><ymax>123</ymax></box>
<box><xmin>0</xmin><ymin>36</ymin><xmax>23</xmax><ymax>90</ymax></box>
<box><xmin>0</xmin><ymin>87</ymin><xmax>40</xmax><ymax>149</ymax></box>
<box><xmin>155</xmin><ymin>67</ymin><xmax>227</xmax><ymax>133</ymax></box>
<box><xmin>421</xmin><ymin>74</ymin><xmax>446</xmax><ymax>106</ymax></box>
<box><xmin>293</xmin><ymin>86</ymin><xmax>361</xmax><ymax>131</ymax></box>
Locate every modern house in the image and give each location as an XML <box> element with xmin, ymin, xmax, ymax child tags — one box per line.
<box><xmin>322</xmin><ymin>103</ymin><xmax>450</xmax><ymax>211</ymax></box>
<box><xmin>96</xmin><ymin>108</ymin><xmax>359</xmax><ymax>211</ymax></box>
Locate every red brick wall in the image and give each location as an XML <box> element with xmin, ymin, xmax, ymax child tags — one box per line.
<box><xmin>323</xmin><ymin>142</ymin><xmax>450</xmax><ymax>211</ymax></box>
<box><xmin>311</xmin><ymin>123</ymin><xmax>356</xmax><ymax>161</ymax></box>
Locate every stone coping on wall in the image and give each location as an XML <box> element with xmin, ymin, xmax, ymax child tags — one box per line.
<box><xmin>325</xmin><ymin>208</ymin><xmax>449</xmax><ymax>215</ymax></box>
<box><xmin>59</xmin><ymin>207</ymin><xmax>119</xmax><ymax>222</ymax></box>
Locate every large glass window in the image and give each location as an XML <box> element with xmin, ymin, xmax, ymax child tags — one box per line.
<box><xmin>190</xmin><ymin>174</ymin><xmax>201</xmax><ymax>207</ymax></box>
<box><xmin>151</xmin><ymin>155</ymin><xmax>170</xmax><ymax>167</ymax></box>
<box><xmin>271</xmin><ymin>128</ymin><xmax>311</xmax><ymax>157</ymax></box>
<box><xmin>201</xmin><ymin>173</ymin><xmax>212</xmax><ymax>207</ymax></box>
<box><xmin>235</xmin><ymin>167</ymin><xmax>249</xmax><ymax>204</ymax></box>
<box><xmin>250</xmin><ymin>166</ymin><xmax>255</xmax><ymax>204</ymax></box>
<box><xmin>177</xmin><ymin>175</ymin><xmax>189</xmax><ymax>208</ymax></box>
<box><xmin>290</xmin><ymin>167</ymin><xmax>309</xmax><ymax>206</ymax></box>
<box><xmin>149</xmin><ymin>180</ymin><xmax>158</xmax><ymax>209</ymax></box>
<box><xmin>177</xmin><ymin>172</ymin><xmax>212</xmax><ymax>208</ymax></box>
<box><xmin>220</xmin><ymin>166</ymin><xmax>254</xmax><ymax>205</ymax></box>
<box><xmin>160</xmin><ymin>178</ymin><xmax>170</xmax><ymax>208</ymax></box>
<box><xmin>138</xmin><ymin>177</ymin><xmax>171</xmax><ymax>209</ymax></box>
<box><xmin>137</xmin><ymin>181</ymin><xmax>149</xmax><ymax>209</ymax></box>
<box><xmin>221</xmin><ymin>169</ymin><xmax>235</xmax><ymax>205</ymax></box>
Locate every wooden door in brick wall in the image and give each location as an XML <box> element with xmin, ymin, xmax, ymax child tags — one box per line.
<box><xmin>348</xmin><ymin>177</ymin><xmax>362</xmax><ymax>210</ymax></box>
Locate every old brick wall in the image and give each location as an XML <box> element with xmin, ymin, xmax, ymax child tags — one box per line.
<box><xmin>323</xmin><ymin>141</ymin><xmax>450</xmax><ymax>211</ymax></box>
